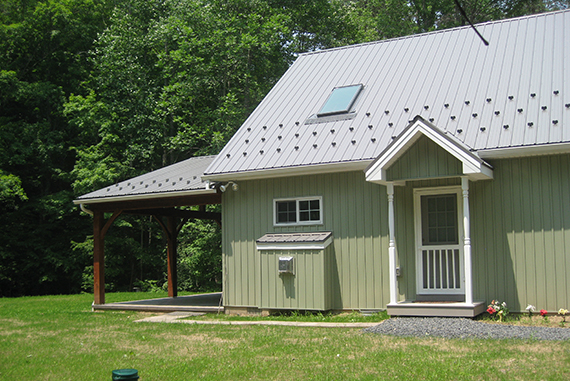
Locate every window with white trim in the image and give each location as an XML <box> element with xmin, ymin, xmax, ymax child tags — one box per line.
<box><xmin>274</xmin><ymin>197</ymin><xmax>323</xmax><ymax>226</ymax></box>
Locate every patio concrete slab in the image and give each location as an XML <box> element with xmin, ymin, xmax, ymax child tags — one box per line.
<box><xmin>93</xmin><ymin>292</ymin><xmax>223</xmax><ymax>313</ymax></box>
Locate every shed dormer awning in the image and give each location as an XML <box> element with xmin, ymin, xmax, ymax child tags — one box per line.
<box><xmin>365</xmin><ymin>116</ymin><xmax>493</xmax><ymax>185</ymax></box>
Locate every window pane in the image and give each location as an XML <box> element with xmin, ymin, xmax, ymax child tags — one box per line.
<box><xmin>317</xmin><ymin>84</ymin><xmax>363</xmax><ymax>116</ymax></box>
<box><xmin>428</xmin><ymin>197</ymin><xmax>437</xmax><ymax>212</ymax></box>
<box><xmin>447</xmin><ymin>227</ymin><xmax>456</xmax><ymax>242</ymax></box>
<box><xmin>277</xmin><ymin>198</ymin><xmax>321</xmax><ymax>224</ymax></box>
<box><xmin>421</xmin><ymin>194</ymin><xmax>458</xmax><ymax>245</ymax></box>
<box><xmin>276</xmin><ymin>201</ymin><xmax>296</xmax><ymax>223</ymax></box>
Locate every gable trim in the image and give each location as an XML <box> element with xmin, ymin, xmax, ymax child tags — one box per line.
<box><xmin>365</xmin><ymin>116</ymin><xmax>493</xmax><ymax>185</ymax></box>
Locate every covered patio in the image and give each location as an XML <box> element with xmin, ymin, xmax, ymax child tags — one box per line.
<box><xmin>74</xmin><ymin>155</ymin><xmax>222</xmax><ymax>309</ymax></box>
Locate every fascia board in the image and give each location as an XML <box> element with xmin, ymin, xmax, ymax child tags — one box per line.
<box><xmin>73</xmin><ymin>188</ymin><xmax>217</xmax><ymax>205</ymax></box>
<box><xmin>365</xmin><ymin>121</ymin><xmax>425</xmax><ymax>182</ymax></box>
<box><xmin>202</xmin><ymin>160</ymin><xmax>371</xmax><ymax>182</ymax></box>
<box><xmin>477</xmin><ymin>142</ymin><xmax>570</xmax><ymax>159</ymax></box>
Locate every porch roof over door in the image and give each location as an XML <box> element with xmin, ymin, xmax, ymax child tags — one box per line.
<box><xmin>365</xmin><ymin>116</ymin><xmax>494</xmax><ymax>185</ymax></box>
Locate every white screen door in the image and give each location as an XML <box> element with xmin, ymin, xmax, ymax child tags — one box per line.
<box><xmin>415</xmin><ymin>188</ymin><xmax>464</xmax><ymax>295</ymax></box>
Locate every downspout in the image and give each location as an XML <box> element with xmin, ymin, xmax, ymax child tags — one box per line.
<box><xmin>80</xmin><ymin>203</ymin><xmax>94</xmax><ymax>216</ymax></box>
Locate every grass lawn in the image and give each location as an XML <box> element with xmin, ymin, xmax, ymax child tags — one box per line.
<box><xmin>1</xmin><ymin>293</ymin><xmax>569</xmax><ymax>380</ymax></box>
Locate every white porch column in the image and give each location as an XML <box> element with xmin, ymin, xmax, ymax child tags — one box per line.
<box><xmin>387</xmin><ymin>183</ymin><xmax>398</xmax><ymax>305</ymax></box>
<box><xmin>462</xmin><ymin>177</ymin><xmax>473</xmax><ymax>305</ymax></box>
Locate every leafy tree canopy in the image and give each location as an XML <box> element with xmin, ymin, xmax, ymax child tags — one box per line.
<box><xmin>1</xmin><ymin>0</ymin><xmax>564</xmax><ymax>296</ymax></box>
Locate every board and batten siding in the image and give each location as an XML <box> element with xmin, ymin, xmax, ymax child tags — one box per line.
<box><xmin>259</xmin><ymin>246</ymin><xmax>334</xmax><ymax>310</ymax></box>
<box><xmin>386</xmin><ymin>135</ymin><xmax>463</xmax><ymax>181</ymax></box>
<box><xmin>222</xmin><ymin>154</ymin><xmax>570</xmax><ymax>312</ymax></box>
<box><xmin>392</xmin><ymin>178</ymin><xmax>462</xmax><ymax>301</ymax></box>
<box><xmin>390</xmin><ymin>154</ymin><xmax>570</xmax><ymax>312</ymax></box>
<box><xmin>470</xmin><ymin>154</ymin><xmax>570</xmax><ymax>312</ymax></box>
<box><xmin>222</xmin><ymin>171</ymin><xmax>390</xmax><ymax>310</ymax></box>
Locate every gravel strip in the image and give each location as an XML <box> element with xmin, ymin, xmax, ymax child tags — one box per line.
<box><xmin>364</xmin><ymin>317</ymin><xmax>570</xmax><ymax>340</ymax></box>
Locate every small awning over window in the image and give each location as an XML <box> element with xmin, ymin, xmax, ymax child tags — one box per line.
<box><xmin>256</xmin><ymin>232</ymin><xmax>333</xmax><ymax>250</ymax></box>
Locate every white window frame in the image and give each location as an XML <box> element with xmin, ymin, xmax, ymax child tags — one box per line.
<box><xmin>273</xmin><ymin>196</ymin><xmax>323</xmax><ymax>226</ymax></box>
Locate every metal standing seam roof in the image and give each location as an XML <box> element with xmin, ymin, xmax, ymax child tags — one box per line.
<box><xmin>75</xmin><ymin>155</ymin><xmax>217</xmax><ymax>203</ymax></box>
<box><xmin>203</xmin><ymin>10</ymin><xmax>570</xmax><ymax>180</ymax></box>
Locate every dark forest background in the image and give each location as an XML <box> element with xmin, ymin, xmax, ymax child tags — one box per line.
<box><xmin>1</xmin><ymin>0</ymin><xmax>566</xmax><ymax>297</ymax></box>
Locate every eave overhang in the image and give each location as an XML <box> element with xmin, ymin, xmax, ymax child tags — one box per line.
<box><xmin>365</xmin><ymin>116</ymin><xmax>494</xmax><ymax>185</ymax></box>
<box><xmin>73</xmin><ymin>188</ymin><xmax>218</xmax><ymax>206</ymax></box>
<box><xmin>202</xmin><ymin>160</ymin><xmax>372</xmax><ymax>182</ymax></box>
<box><xmin>478</xmin><ymin>142</ymin><xmax>570</xmax><ymax>159</ymax></box>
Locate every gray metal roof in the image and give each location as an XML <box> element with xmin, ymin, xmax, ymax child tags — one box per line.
<box><xmin>75</xmin><ymin>155</ymin><xmax>217</xmax><ymax>203</ymax></box>
<box><xmin>204</xmin><ymin>10</ymin><xmax>570</xmax><ymax>179</ymax></box>
<box><xmin>256</xmin><ymin>232</ymin><xmax>333</xmax><ymax>244</ymax></box>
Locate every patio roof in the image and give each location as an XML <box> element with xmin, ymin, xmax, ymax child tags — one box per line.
<box><xmin>75</xmin><ymin>155</ymin><xmax>218</xmax><ymax>205</ymax></box>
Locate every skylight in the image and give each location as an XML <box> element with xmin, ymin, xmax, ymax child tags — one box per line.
<box><xmin>317</xmin><ymin>84</ymin><xmax>363</xmax><ymax>117</ymax></box>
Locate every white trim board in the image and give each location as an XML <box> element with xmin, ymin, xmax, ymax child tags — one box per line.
<box><xmin>74</xmin><ymin>188</ymin><xmax>218</xmax><ymax>205</ymax></box>
<box><xmin>256</xmin><ymin>236</ymin><xmax>333</xmax><ymax>251</ymax></box>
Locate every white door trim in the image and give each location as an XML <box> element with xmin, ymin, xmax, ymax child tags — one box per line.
<box><xmin>413</xmin><ymin>186</ymin><xmax>464</xmax><ymax>296</ymax></box>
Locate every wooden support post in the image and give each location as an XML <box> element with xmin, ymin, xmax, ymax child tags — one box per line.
<box><xmin>93</xmin><ymin>210</ymin><xmax>105</xmax><ymax>305</ymax></box>
<box><xmin>92</xmin><ymin>210</ymin><xmax>123</xmax><ymax>306</ymax></box>
<box><xmin>166</xmin><ymin>215</ymin><xmax>178</xmax><ymax>298</ymax></box>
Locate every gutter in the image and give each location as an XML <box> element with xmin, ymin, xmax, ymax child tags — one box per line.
<box><xmin>478</xmin><ymin>142</ymin><xmax>570</xmax><ymax>159</ymax></box>
<box><xmin>73</xmin><ymin>188</ymin><xmax>218</xmax><ymax>206</ymax></box>
<box><xmin>202</xmin><ymin>160</ymin><xmax>372</xmax><ymax>182</ymax></box>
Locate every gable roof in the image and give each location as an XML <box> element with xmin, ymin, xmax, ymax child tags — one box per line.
<box><xmin>203</xmin><ymin>10</ymin><xmax>570</xmax><ymax>181</ymax></box>
<box><xmin>365</xmin><ymin>116</ymin><xmax>494</xmax><ymax>185</ymax></box>
<box><xmin>74</xmin><ymin>155</ymin><xmax>217</xmax><ymax>204</ymax></box>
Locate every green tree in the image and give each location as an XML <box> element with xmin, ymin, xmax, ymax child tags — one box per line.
<box><xmin>347</xmin><ymin>0</ymin><xmax>561</xmax><ymax>41</ymax></box>
<box><xmin>0</xmin><ymin>0</ymin><xmax>112</xmax><ymax>296</ymax></box>
<box><xmin>66</xmin><ymin>0</ymin><xmax>368</xmax><ymax>293</ymax></box>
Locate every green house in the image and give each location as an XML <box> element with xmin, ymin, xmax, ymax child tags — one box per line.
<box><xmin>77</xmin><ymin>10</ymin><xmax>570</xmax><ymax>317</ymax></box>
<box><xmin>202</xmin><ymin>10</ymin><xmax>570</xmax><ymax>317</ymax></box>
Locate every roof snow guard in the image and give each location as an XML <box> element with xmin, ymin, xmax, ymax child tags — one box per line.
<box><xmin>365</xmin><ymin>116</ymin><xmax>493</xmax><ymax>185</ymax></box>
<box><xmin>74</xmin><ymin>155</ymin><xmax>217</xmax><ymax>205</ymax></box>
<box><xmin>203</xmin><ymin>10</ymin><xmax>570</xmax><ymax>182</ymax></box>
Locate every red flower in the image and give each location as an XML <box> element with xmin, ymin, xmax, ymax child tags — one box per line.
<box><xmin>487</xmin><ymin>307</ymin><xmax>496</xmax><ymax>315</ymax></box>
<box><xmin>540</xmin><ymin>309</ymin><xmax>548</xmax><ymax>316</ymax></box>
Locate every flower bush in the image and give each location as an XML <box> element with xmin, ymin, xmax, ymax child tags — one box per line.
<box><xmin>558</xmin><ymin>308</ymin><xmax>568</xmax><ymax>325</ymax></box>
<box><xmin>487</xmin><ymin>300</ymin><xmax>509</xmax><ymax>322</ymax></box>
<box><xmin>525</xmin><ymin>304</ymin><xmax>536</xmax><ymax>318</ymax></box>
<box><xmin>540</xmin><ymin>309</ymin><xmax>548</xmax><ymax>317</ymax></box>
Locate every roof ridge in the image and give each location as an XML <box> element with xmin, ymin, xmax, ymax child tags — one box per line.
<box><xmin>300</xmin><ymin>9</ymin><xmax>570</xmax><ymax>57</ymax></box>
